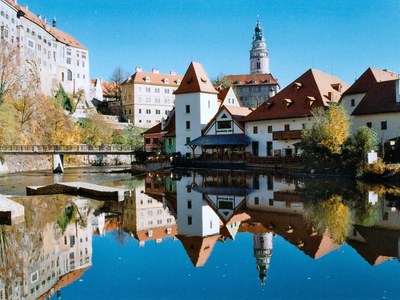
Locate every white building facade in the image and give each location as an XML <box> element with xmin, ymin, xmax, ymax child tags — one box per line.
<box><xmin>0</xmin><ymin>0</ymin><xmax>90</xmax><ymax>97</ymax></box>
<box><xmin>121</xmin><ymin>67</ymin><xmax>182</xmax><ymax>128</ymax></box>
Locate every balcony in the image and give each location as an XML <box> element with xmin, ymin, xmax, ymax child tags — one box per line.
<box><xmin>272</xmin><ymin>130</ymin><xmax>302</xmax><ymax>140</ymax></box>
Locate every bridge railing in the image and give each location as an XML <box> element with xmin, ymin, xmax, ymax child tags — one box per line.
<box><xmin>0</xmin><ymin>144</ymin><xmax>136</xmax><ymax>153</ymax></box>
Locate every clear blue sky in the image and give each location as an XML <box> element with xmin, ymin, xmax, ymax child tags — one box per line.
<box><xmin>24</xmin><ymin>0</ymin><xmax>400</xmax><ymax>87</ymax></box>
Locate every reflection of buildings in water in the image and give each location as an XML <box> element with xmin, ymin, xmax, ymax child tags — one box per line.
<box><xmin>253</xmin><ymin>232</ymin><xmax>273</xmax><ymax>287</ymax></box>
<box><xmin>176</xmin><ymin>172</ymin><xmax>251</xmax><ymax>267</ymax></box>
<box><xmin>0</xmin><ymin>198</ymin><xmax>97</xmax><ymax>300</ymax></box>
<box><xmin>123</xmin><ymin>177</ymin><xmax>177</xmax><ymax>247</ymax></box>
<box><xmin>348</xmin><ymin>225</ymin><xmax>400</xmax><ymax>266</ymax></box>
<box><xmin>247</xmin><ymin>175</ymin><xmax>304</xmax><ymax>214</ymax></box>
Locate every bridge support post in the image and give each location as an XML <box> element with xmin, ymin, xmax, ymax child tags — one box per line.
<box><xmin>53</xmin><ymin>154</ymin><xmax>64</xmax><ymax>173</ymax></box>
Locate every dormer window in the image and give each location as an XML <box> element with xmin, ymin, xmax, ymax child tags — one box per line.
<box><xmin>251</xmin><ymin>80</ymin><xmax>256</xmax><ymax>84</ymax></box>
<box><xmin>307</xmin><ymin>96</ymin><xmax>316</xmax><ymax>106</ymax></box>
<box><xmin>293</xmin><ymin>82</ymin><xmax>302</xmax><ymax>90</ymax></box>
<box><xmin>331</xmin><ymin>83</ymin><xmax>342</xmax><ymax>92</ymax></box>
<box><xmin>283</xmin><ymin>98</ymin><xmax>292</xmax><ymax>108</ymax></box>
<box><xmin>266</xmin><ymin>101</ymin><xmax>274</xmax><ymax>110</ymax></box>
<box><xmin>144</xmin><ymin>76</ymin><xmax>150</xmax><ymax>83</ymax></box>
<box><xmin>163</xmin><ymin>78</ymin><xmax>169</xmax><ymax>84</ymax></box>
<box><xmin>175</xmin><ymin>79</ymin><xmax>181</xmax><ymax>84</ymax></box>
<box><xmin>201</xmin><ymin>78</ymin><xmax>207</xmax><ymax>83</ymax></box>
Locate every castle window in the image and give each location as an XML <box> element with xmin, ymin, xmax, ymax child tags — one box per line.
<box><xmin>351</xmin><ymin>99</ymin><xmax>355</xmax><ymax>107</ymax></box>
<box><xmin>381</xmin><ymin>121</ymin><xmax>387</xmax><ymax>130</ymax></box>
<box><xmin>186</xmin><ymin>105</ymin><xmax>190</xmax><ymax>114</ymax></box>
<box><xmin>253</xmin><ymin>126</ymin><xmax>258</xmax><ymax>134</ymax></box>
<box><xmin>186</xmin><ymin>121</ymin><xmax>190</xmax><ymax>130</ymax></box>
<box><xmin>67</xmin><ymin>70</ymin><xmax>72</xmax><ymax>81</ymax></box>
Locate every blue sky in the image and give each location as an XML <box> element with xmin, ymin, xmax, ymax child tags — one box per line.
<box><xmin>24</xmin><ymin>0</ymin><xmax>400</xmax><ymax>87</ymax></box>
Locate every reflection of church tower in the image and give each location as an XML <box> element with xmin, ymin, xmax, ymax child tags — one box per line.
<box><xmin>253</xmin><ymin>232</ymin><xmax>273</xmax><ymax>287</ymax></box>
<box><xmin>250</xmin><ymin>18</ymin><xmax>269</xmax><ymax>74</ymax></box>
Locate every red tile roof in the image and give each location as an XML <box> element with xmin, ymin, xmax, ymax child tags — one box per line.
<box><xmin>245</xmin><ymin>69</ymin><xmax>348</xmax><ymax>122</ymax></box>
<box><xmin>224</xmin><ymin>73</ymin><xmax>278</xmax><ymax>86</ymax></box>
<box><xmin>178</xmin><ymin>234</ymin><xmax>221</xmax><ymax>267</ymax></box>
<box><xmin>174</xmin><ymin>62</ymin><xmax>218</xmax><ymax>95</ymax></box>
<box><xmin>143</xmin><ymin>122</ymin><xmax>162</xmax><ymax>135</ymax></box>
<box><xmin>102</xmin><ymin>81</ymin><xmax>119</xmax><ymax>97</ymax></box>
<box><xmin>123</xmin><ymin>71</ymin><xmax>182</xmax><ymax>87</ymax></box>
<box><xmin>352</xmin><ymin>79</ymin><xmax>400</xmax><ymax>115</ymax></box>
<box><xmin>343</xmin><ymin>68</ymin><xmax>398</xmax><ymax>96</ymax></box>
<box><xmin>10</xmin><ymin>3</ymin><xmax>87</xmax><ymax>49</ymax></box>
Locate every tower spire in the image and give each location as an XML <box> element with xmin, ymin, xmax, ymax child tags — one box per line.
<box><xmin>250</xmin><ymin>17</ymin><xmax>269</xmax><ymax>74</ymax></box>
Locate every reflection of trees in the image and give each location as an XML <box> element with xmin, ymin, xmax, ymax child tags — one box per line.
<box><xmin>304</xmin><ymin>195</ymin><xmax>351</xmax><ymax>244</ymax></box>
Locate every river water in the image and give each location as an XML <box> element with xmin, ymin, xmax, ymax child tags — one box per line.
<box><xmin>0</xmin><ymin>167</ymin><xmax>399</xmax><ymax>299</ymax></box>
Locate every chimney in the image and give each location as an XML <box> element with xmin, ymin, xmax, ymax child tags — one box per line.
<box><xmin>38</xmin><ymin>14</ymin><xmax>41</xmax><ymax>20</ymax></box>
<box><xmin>152</xmin><ymin>68</ymin><xmax>159</xmax><ymax>74</ymax></box>
<box><xmin>170</xmin><ymin>70</ymin><xmax>176</xmax><ymax>75</ymax></box>
<box><xmin>24</xmin><ymin>5</ymin><xmax>28</xmax><ymax>11</ymax></box>
<box><xmin>135</xmin><ymin>66</ymin><xmax>142</xmax><ymax>73</ymax></box>
<box><xmin>52</xmin><ymin>17</ymin><xmax>57</xmax><ymax>27</ymax></box>
<box><xmin>396</xmin><ymin>80</ymin><xmax>400</xmax><ymax>103</ymax></box>
<box><xmin>161</xmin><ymin>117</ymin><xmax>166</xmax><ymax>130</ymax></box>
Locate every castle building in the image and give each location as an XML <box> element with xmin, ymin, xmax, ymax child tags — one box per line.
<box><xmin>0</xmin><ymin>0</ymin><xmax>90</xmax><ymax>97</ymax></box>
<box><xmin>223</xmin><ymin>19</ymin><xmax>279</xmax><ymax>108</ymax></box>
<box><xmin>121</xmin><ymin>67</ymin><xmax>182</xmax><ymax>128</ymax></box>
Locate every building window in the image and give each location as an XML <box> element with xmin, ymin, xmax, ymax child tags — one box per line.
<box><xmin>268</xmin><ymin>125</ymin><xmax>273</xmax><ymax>133</ymax></box>
<box><xmin>146</xmin><ymin>87</ymin><xmax>151</xmax><ymax>93</ymax></box>
<box><xmin>139</xmin><ymin>109</ymin><xmax>142</xmax><ymax>114</ymax></box>
<box><xmin>186</xmin><ymin>105</ymin><xmax>190</xmax><ymax>114</ymax></box>
<box><xmin>155</xmin><ymin>88</ymin><xmax>160</xmax><ymax>93</ymax></box>
<box><xmin>186</xmin><ymin>137</ymin><xmax>190</xmax><ymax>144</ymax></box>
<box><xmin>165</xmin><ymin>88</ymin><xmax>170</xmax><ymax>94</ymax></box>
<box><xmin>284</xmin><ymin>124</ymin><xmax>290</xmax><ymax>131</ymax></box>
<box><xmin>187</xmin><ymin>200</ymin><xmax>192</xmax><ymax>209</ymax></box>
<box><xmin>168</xmin><ymin>138</ymin><xmax>172</xmax><ymax>146</ymax></box>
<box><xmin>366</xmin><ymin>122</ymin><xmax>372</xmax><ymax>128</ymax></box>
<box><xmin>381</xmin><ymin>121</ymin><xmax>387</xmax><ymax>130</ymax></box>
<box><xmin>254</xmin><ymin>197</ymin><xmax>259</xmax><ymax>205</ymax></box>
<box><xmin>253</xmin><ymin>126</ymin><xmax>258</xmax><ymax>134</ymax></box>
<box><xmin>61</xmin><ymin>72</ymin><xmax>64</xmax><ymax>81</ymax></box>
<box><xmin>350</xmin><ymin>99</ymin><xmax>355</xmax><ymax>107</ymax></box>
<box><xmin>188</xmin><ymin>216</ymin><xmax>192</xmax><ymax>225</ymax></box>
<box><xmin>145</xmin><ymin>138</ymin><xmax>151</xmax><ymax>144</ymax></box>
<box><xmin>217</xmin><ymin>121</ymin><xmax>231</xmax><ymax>130</ymax></box>
<box><xmin>153</xmin><ymin>138</ymin><xmax>159</xmax><ymax>144</ymax></box>
<box><xmin>156</xmin><ymin>110</ymin><xmax>160</xmax><ymax>115</ymax></box>
<box><xmin>67</xmin><ymin>70</ymin><xmax>72</xmax><ymax>81</ymax></box>
<box><xmin>146</xmin><ymin>109</ymin><xmax>151</xmax><ymax>114</ymax></box>
<box><xmin>186</xmin><ymin>121</ymin><xmax>190</xmax><ymax>130</ymax></box>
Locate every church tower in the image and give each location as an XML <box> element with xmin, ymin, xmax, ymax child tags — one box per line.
<box><xmin>250</xmin><ymin>18</ymin><xmax>269</xmax><ymax>74</ymax></box>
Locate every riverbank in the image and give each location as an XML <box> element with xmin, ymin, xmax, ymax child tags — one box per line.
<box><xmin>0</xmin><ymin>154</ymin><xmax>132</xmax><ymax>174</ymax></box>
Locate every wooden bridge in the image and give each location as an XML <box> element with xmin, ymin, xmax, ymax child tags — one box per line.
<box><xmin>0</xmin><ymin>144</ymin><xmax>135</xmax><ymax>173</ymax></box>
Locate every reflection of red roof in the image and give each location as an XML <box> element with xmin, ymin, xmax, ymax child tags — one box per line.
<box><xmin>174</xmin><ymin>62</ymin><xmax>218</xmax><ymax>95</ymax></box>
<box><xmin>348</xmin><ymin>225</ymin><xmax>399</xmax><ymax>266</ymax></box>
<box><xmin>178</xmin><ymin>234</ymin><xmax>221</xmax><ymax>267</ymax></box>
<box><xmin>38</xmin><ymin>267</ymin><xmax>91</xmax><ymax>300</ymax></box>
<box><xmin>343</xmin><ymin>68</ymin><xmax>398</xmax><ymax>96</ymax></box>
<box><xmin>224</xmin><ymin>73</ymin><xmax>278</xmax><ymax>86</ymax></box>
<box><xmin>245</xmin><ymin>210</ymin><xmax>341</xmax><ymax>259</ymax></box>
<box><xmin>135</xmin><ymin>225</ymin><xmax>178</xmax><ymax>242</ymax></box>
<box><xmin>245</xmin><ymin>69</ymin><xmax>348</xmax><ymax>122</ymax></box>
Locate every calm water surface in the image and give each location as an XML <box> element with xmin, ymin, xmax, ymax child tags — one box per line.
<box><xmin>1</xmin><ymin>168</ymin><xmax>400</xmax><ymax>299</ymax></box>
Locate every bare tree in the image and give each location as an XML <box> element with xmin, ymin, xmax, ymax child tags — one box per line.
<box><xmin>110</xmin><ymin>66</ymin><xmax>127</xmax><ymax>121</ymax></box>
<box><xmin>0</xmin><ymin>40</ymin><xmax>41</xmax><ymax>104</ymax></box>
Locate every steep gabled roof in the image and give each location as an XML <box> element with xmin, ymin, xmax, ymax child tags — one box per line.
<box><xmin>245</xmin><ymin>69</ymin><xmax>348</xmax><ymax>122</ymax></box>
<box><xmin>202</xmin><ymin>105</ymin><xmax>252</xmax><ymax>134</ymax></box>
<box><xmin>143</xmin><ymin>123</ymin><xmax>161</xmax><ymax>135</ymax></box>
<box><xmin>178</xmin><ymin>234</ymin><xmax>221</xmax><ymax>267</ymax></box>
<box><xmin>343</xmin><ymin>68</ymin><xmax>398</xmax><ymax>96</ymax></box>
<box><xmin>224</xmin><ymin>73</ymin><xmax>278</xmax><ymax>86</ymax></box>
<box><xmin>174</xmin><ymin>62</ymin><xmax>218</xmax><ymax>95</ymax></box>
<box><xmin>352</xmin><ymin>79</ymin><xmax>400</xmax><ymax>115</ymax></box>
